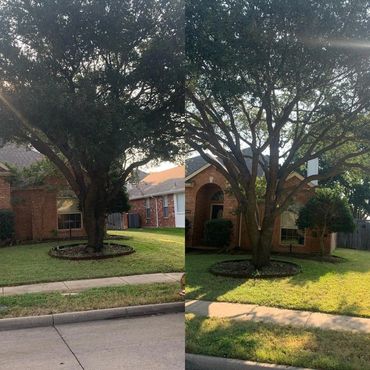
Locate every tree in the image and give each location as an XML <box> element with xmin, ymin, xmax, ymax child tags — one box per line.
<box><xmin>297</xmin><ymin>188</ymin><xmax>355</xmax><ymax>256</ymax></box>
<box><xmin>7</xmin><ymin>158</ymin><xmax>130</xmax><ymax>214</ymax></box>
<box><xmin>186</xmin><ymin>0</ymin><xmax>370</xmax><ymax>267</ymax></box>
<box><xmin>0</xmin><ymin>0</ymin><xmax>184</xmax><ymax>251</ymax></box>
<box><xmin>320</xmin><ymin>157</ymin><xmax>370</xmax><ymax>220</ymax></box>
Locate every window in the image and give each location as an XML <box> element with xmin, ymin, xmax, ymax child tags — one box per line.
<box><xmin>57</xmin><ymin>197</ymin><xmax>82</xmax><ymax>230</ymax></box>
<box><xmin>145</xmin><ymin>198</ymin><xmax>151</xmax><ymax>220</ymax></box>
<box><xmin>280</xmin><ymin>211</ymin><xmax>304</xmax><ymax>245</ymax></box>
<box><xmin>211</xmin><ymin>190</ymin><xmax>224</xmax><ymax>202</ymax></box>
<box><xmin>163</xmin><ymin>195</ymin><xmax>169</xmax><ymax>218</ymax></box>
<box><xmin>58</xmin><ymin>213</ymin><xmax>82</xmax><ymax>230</ymax></box>
<box><xmin>176</xmin><ymin>193</ymin><xmax>185</xmax><ymax>213</ymax></box>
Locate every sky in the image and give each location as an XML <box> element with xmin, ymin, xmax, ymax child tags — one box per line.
<box><xmin>143</xmin><ymin>161</ymin><xmax>180</xmax><ymax>173</ymax></box>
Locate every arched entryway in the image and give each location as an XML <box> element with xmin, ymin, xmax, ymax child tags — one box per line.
<box><xmin>192</xmin><ymin>183</ymin><xmax>224</xmax><ymax>246</ymax></box>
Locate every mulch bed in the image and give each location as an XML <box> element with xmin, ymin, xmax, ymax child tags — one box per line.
<box><xmin>49</xmin><ymin>243</ymin><xmax>135</xmax><ymax>260</ymax></box>
<box><xmin>210</xmin><ymin>259</ymin><xmax>301</xmax><ymax>278</ymax></box>
<box><xmin>272</xmin><ymin>252</ymin><xmax>347</xmax><ymax>264</ymax></box>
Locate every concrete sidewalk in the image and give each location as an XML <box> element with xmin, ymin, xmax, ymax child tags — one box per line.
<box><xmin>0</xmin><ymin>272</ymin><xmax>183</xmax><ymax>296</ymax></box>
<box><xmin>186</xmin><ymin>300</ymin><xmax>370</xmax><ymax>334</ymax></box>
<box><xmin>0</xmin><ymin>313</ymin><xmax>184</xmax><ymax>370</ymax></box>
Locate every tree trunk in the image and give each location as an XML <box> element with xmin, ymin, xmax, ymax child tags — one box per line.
<box><xmin>251</xmin><ymin>227</ymin><xmax>274</xmax><ymax>269</ymax></box>
<box><xmin>243</xmin><ymin>205</ymin><xmax>275</xmax><ymax>269</ymax></box>
<box><xmin>319</xmin><ymin>228</ymin><xmax>326</xmax><ymax>257</ymax></box>
<box><xmin>81</xmin><ymin>179</ymin><xmax>107</xmax><ymax>252</ymax></box>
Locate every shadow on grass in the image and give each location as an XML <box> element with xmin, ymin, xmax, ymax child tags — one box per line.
<box><xmin>185</xmin><ymin>248</ymin><xmax>370</xmax><ymax>317</ymax></box>
<box><xmin>185</xmin><ymin>314</ymin><xmax>370</xmax><ymax>370</ymax></box>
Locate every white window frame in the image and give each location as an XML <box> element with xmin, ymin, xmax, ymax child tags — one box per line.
<box><xmin>280</xmin><ymin>210</ymin><xmax>304</xmax><ymax>246</ymax></box>
<box><xmin>57</xmin><ymin>197</ymin><xmax>83</xmax><ymax>231</ymax></box>
<box><xmin>163</xmin><ymin>195</ymin><xmax>169</xmax><ymax>218</ymax></box>
<box><xmin>145</xmin><ymin>198</ymin><xmax>151</xmax><ymax>220</ymax></box>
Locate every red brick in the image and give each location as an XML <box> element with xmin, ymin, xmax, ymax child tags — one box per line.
<box><xmin>129</xmin><ymin>194</ymin><xmax>176</xmax><ymax>228</ymax></box>
<box><xmin>186</xmin><ymin>166</ymin><xmax>332</xmax><ymax>255</ymax></box>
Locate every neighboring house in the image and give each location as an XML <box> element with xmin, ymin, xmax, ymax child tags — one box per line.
<box><xmin>185</xmin><ymin>151</ymin><xmax>336</xmax><ymax>255</ymax></box>
<box><xmin>0</xmin><ymin>144</ymin><xmax>85</xmax><ymax>241</ymax></box>
<box><xmin>128</xmin><ymin>166</ymin><xmax>185</xmax><ymax>228</ymax></box>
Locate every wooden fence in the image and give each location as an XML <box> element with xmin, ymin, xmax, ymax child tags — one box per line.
<box><xmin>337</xmin><ymin>219</ymin><xmax>370</xmax><ymax>251</ymax></box>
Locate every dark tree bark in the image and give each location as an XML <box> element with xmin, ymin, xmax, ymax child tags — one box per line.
<box><xmin>81</xmin><ymin>179</ymin><xmax>108</xmax><ymax>252</ymax></box>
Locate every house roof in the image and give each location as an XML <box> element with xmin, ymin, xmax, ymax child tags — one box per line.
<box><xmin>186</xmin><ymin>149</ymin><xmax>315</xmax><ymax>187</ymax></box>
<box><xmin>186</xmin><ymin>148</ymin><xmax>265</xmax><ymax>179</ymax></box>
<box><xmin>0</xmin><ymin>162</ymin><xmax>10</xmax><ymax>176</ymax></box>
<box><xmin>0</xmin><ymin>143</ymin><xmax>44</xmax><ymax>169</ymax></box>
<box><xmin>128</xmin><ymin>165</ymin><xmax>185</xmax><ymax>200</ymax></box>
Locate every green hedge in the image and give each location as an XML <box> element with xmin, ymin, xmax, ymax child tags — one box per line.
<box><xmin>203</xmin><ymin>218</ymin><xmax>233</xmax><ymax>247</ymax></box>
<box><xmin>0</xmin><ymin>210</ymin><xmax>15</xmax><ymax>241</ymax></box>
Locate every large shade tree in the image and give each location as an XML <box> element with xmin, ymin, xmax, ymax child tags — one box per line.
<box><xmin>186</xmin><ymin>0</ymin><xmax>370</xmax><ymax>267</ymax></box>
<box><xmin>0</xmin><ymin>0</ymin><xmax>184</xmax><ymax>251</ymax></box>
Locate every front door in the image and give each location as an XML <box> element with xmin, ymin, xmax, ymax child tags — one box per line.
<box><xmin>211</xmin><ymin>204</ymin><xmax>224</xmax><ymax>219</ymax></box>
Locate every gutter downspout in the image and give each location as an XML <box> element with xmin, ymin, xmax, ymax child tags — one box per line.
<box><xmin>238</xmin><ymin>213</ymin><xmax>242</xmax><ymax>247</ymax></box>
<box><xmin>153</xmin><ymin>196</ymin><xmax>159</xmax><ymax>228</ymax></box>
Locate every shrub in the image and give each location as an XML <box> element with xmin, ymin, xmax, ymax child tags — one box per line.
<box><xmin>0</xmin><ymin>210</ymin><xmax>15</xmax><ymax>241</ymax></box>
<box><xmin>297</xmin><ymin>188</ymin><xmax>355</xmax><ymax>255</ymax></box>
<box><xmin>203</xmin><ymin>218</ymin><xmax>233</xmax><ymax>247</ymax></box>
<box><xmin>185</xmin><ymin>218</ymin><xmax>191</xmax><ymax>238</ymax></box>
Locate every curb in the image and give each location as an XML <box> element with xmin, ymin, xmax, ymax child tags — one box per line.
<box><xmin>185</xmin><ymin>354</ymin><xmax>313</xmax><ymax>370</ymax></box>
<box><xmin>0</xmin><ymin>302</ymin><xmax>184</xmax><ymax>331</ymax></box>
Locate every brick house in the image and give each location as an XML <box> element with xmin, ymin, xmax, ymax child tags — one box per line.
<box><xmin>185</xmin><ymin>152</ymin><xmax>336</xmax><ymax>255</ymax></box>
<box><xmin>128</xmin><ymin>166</ymin><xmax>185</xmax><ymax>228</ymax></box>
<box><xmin>0</xmin><ymin>144</ymin><xmax>85</xmax><ymax>241</ymax></box>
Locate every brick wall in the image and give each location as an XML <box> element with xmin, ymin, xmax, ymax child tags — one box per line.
<box><xmin>186</xmin><ymin>165</ymin><xmax>332</xmax><ymax>255</ymax></box>
<box><xmin>129</xmin><ymin>194</ymin><xmax>176</xmax><ymax>228</ymax></box>
<box><xmin>0</xmin><ymin>176</ymin><xmax>11</xmax><ymax>210</ymax></box>
<box><xmin>12</xmin><ymin>187</ymin><xmax>86</xmax><ymax>241</ymax></box>
<box><xmin>185</xmin><ymin>165</ymin><xmax>239</xmax><ymax>246</ymax></box>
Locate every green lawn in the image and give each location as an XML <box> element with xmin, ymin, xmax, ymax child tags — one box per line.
<box><xmin>186</xmin><ymin>248</ymin><xmax>370</xmax><ymax>317</ymax></box>
<box><xmin>0</xmin><ymin>228</ymin><xmax>184</xmax><ymax>286</ymax></box>
<box><xmin>186</xmin><ymin>314</ymin><xmax>370</xmax><ymax>370</ymax></box>
<box><xmin>0</xmin><ymin>282</ymin><xmax>181</xmax><ymax>318</ymax></box>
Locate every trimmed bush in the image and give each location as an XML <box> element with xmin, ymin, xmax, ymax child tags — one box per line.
<box><xmin>185</xmin><ymin>218</ymin><xmax>191</xmax><ymax>238</ymax></box>
<box><xmin>0</xmin><ymin>210</ymin><xmax>15</xmax><ymax>241</ymax></box>
<box><xmin>203</xmin><ymin>218</ymin><xmax>233</xmax><ymax>247</ymax></box>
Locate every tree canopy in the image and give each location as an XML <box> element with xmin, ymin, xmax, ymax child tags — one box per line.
<box><xmin>186</xmin><ymin>0</ymin><xmax>370</xmax><ymax>266</ymax></box>
<box><xmin>0</xmin><ymin>0</ymin><xmax>184</xmax><ymax>250</ymax></box>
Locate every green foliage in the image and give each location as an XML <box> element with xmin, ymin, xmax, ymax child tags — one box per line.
<box><xmin>0</xmin><ymin>209</ymin><xmax>14</xmax><ymax>241</ymax></box>
<box><xmin>185</xmin><ymin>218</ymin><xmax>191</xmax><ymax>237</ymax></box>
<box><xmin>107</xmin><ymin>187</ymin><xmax>130</xmax><ymax>214</ymax></box>
<box><xmin>203</xmin><ymin>218</ymin><xmax>233</xmax><ymax>247</ymax></box>
<box><xmin>8</xmin><ymin>159</ymin><xmax>61</xmax><ymax>187</ymax></box>
<box><xmin>0</xmin><ymin>0</ymin><xmax>184</xmax><ymax>247</ymax></box>
<box><xmin>297</xmin><ymin>188</ymin><xmax>356</xmax><ymax>234</ymax></box>
<box><xmin>186</xmin><ymin>0</ymin><xmax>370</xmax><ymax>264</ymax></box>
<box><xmin>320</xmin><ymin>156</ymin><xmax>370</xmax><ymax>219</ymax></box>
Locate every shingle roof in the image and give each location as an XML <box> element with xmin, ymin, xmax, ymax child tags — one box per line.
<box><xmin>0</xmin><ymin>143</ymin><xmax>44</xmax><ymax>169</ymax></box>
<box><xmin>128</xmin><ymin>166</ymin><xmax>185</xmax><ymax>199</ymax></box>
<box><xmin>185</xmin><ymin>148</ymin><xmax>265</xmax><ymax>178</ymax></box>
<box><xmin>185</xmin><ymin>155</ymin><xmax>209</xmax><ymax>177</ymax></box>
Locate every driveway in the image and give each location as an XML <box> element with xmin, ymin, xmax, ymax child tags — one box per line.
<box><xmin>0</xmin><ymin>313</ymin><xmax>184</xmax><ymax>370</ymax></box>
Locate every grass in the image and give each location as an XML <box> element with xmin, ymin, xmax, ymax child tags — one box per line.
<box><xmin>0</xmin><ymin>228</ymin><xmax>184</xmax><ymax>287</ymax></box>
<box><xmin>186</xmin><ymin>314</ymin><xmax>370</xmax><ymax>370</ymax></box>
<box><xmin>0</xmin><ymin>282</ymin><xmax>181</xmax><ymax>318</ymax></box>
<box><xmin>186</xmin><ymin>248</ymin><xmax>370</xmax><ymax>317</ymax></box>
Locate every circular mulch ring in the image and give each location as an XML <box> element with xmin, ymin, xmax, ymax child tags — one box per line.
<box><xmin>49</xmin><ymin>243</ymin><xmax>135</xmax><ymax>260</ymax></box>
<box><xmin>210</xmin><ymin>259</ymin><xmax>301</xmax><ymax>278</ymax></box>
